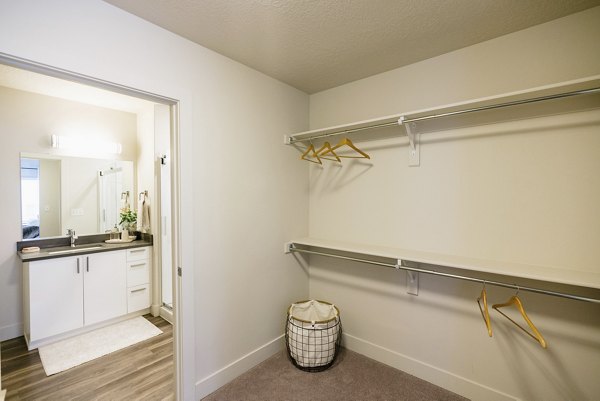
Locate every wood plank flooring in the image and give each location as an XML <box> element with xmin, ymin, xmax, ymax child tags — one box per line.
<box><xmin>1</xmin><ymin>315</ymin><xmax>174</xmax><ymax>401</ymax></box>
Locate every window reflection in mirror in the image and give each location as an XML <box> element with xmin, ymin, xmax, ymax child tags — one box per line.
<box><xmin>20</xmin><ymin>153</ymin><xmax>134</xmax><ymax>239</ymax></box>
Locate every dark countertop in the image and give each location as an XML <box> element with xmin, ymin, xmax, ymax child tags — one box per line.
<box><xmin>17</xmin><ymin>232</ymin><xmax>153</xmax><ymax>262</ymax></box>
<box><xmin>19</xmin><ymin>240</ymin><xmax>153</xmax><ymax>262</ymax></box>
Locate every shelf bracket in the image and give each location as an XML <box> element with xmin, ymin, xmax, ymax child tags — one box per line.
<box><xmin>398</xmin><ymin>117</ymin><xmax>420</xmax><ymax>167</ymax></box>
<box><xmin>407</xmin><ymin>271</ymin><xmax>419</xmax><ymax>296</ymax></box>
<box><xmin>398</xmin><ymin>258</ymin><xmax>419</xmax><ymax>296</ymax></box>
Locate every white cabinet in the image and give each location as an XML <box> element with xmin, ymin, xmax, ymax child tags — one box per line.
<box><xmin>127</xmin><ymin>284</ymin><xmax>151</xmax><ymax>313</ymax></box>
<box><xmin>126</xmin><ymin>247</ymin><xmax>149</xmax><ymax>262</ymax></box>
<box><xmin>27</xmin><ymin>256</ymin><xmax>83</xmax><ymax>342</ymax></box>
<box><xmin>23</xmin><ymin>246</ymin><xmax>152</xmax><ymax>349</ymax></box>
<box><xmin>126</xmin><ymin>247</ymin><xmax>151</xmax><ymax>313</ymax></box>
<box><xmin>83</xmin><ymin>251</ymin><xmax>127</xmax><ymax>325</ymax></box>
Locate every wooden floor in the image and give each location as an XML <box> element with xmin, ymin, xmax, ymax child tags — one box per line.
<box><xmin>1</xmin><ymin>315</ymin><xmax>174</xmax><ymax>401</ymax></box>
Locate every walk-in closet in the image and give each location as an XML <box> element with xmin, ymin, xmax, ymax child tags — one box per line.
<box><xmin>1</xmin><ymin>2</ymin><xmax>599</xmax><ymax>401</ymax></box>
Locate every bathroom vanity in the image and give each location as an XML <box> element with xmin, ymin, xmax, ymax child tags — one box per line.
<box><xmin>19</xmin><ymin>238</ymin><xmax>152</xmax><ymax>350</ymax></box>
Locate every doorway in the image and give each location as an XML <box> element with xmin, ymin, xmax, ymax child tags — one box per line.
<box><xmin>0</xmin><ymin>54</ymin><xmax>182</xmax><ymax>398</ymax></box>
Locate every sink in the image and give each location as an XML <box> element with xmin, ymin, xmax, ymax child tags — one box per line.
<box><xmin>47</xmin><ymin>245</ymin><xmax>104</xmax><ymax>255</ymax></box>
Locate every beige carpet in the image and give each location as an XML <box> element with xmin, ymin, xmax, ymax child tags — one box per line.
<box><xmin>38</xmin><ymin>316</ymin><xmax>162</xmax><ymax>376</ymax></box>
<box><xmin>203</xmin><ymin>348</ymin><xmax>469</xmax><ymax>401</ymax></box>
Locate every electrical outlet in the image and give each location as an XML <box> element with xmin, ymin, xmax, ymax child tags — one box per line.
<box><xmin>71</xmin><ymin>208</ymin><xmax>84</xmax><ymax>216</ymax></box>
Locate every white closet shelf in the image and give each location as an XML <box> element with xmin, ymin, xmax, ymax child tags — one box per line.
<box><xmin>285</xmin><ymin>75</ymin><xmax>600</xmax><ymax>145</ymax></box>
<box><xmin>287</xmin><ymin>237</ymin><xmax>600</xmax><ymax>292</ymax></box>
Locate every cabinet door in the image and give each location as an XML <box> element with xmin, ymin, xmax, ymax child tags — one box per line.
<box><xmin>83</xmin><ymin>251</ymin><xmax>127</xmax><ymax>326</ymax></box>
<box><xmin>29</xmin><ymin>256</ymin><xmax>83</xmax><ymax>341</ymax></box>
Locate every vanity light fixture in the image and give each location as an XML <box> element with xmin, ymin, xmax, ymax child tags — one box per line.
<box><xmin>50</xmin><ymin>134</ymin><xmax>122</xmax><ymax>154</ymax></box>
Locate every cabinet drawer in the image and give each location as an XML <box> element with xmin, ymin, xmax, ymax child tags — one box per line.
<box><xmin>126</xmin><ymin>247</ymin><xmax>149</xmax><ymax>262</ymax></box>
<box><xmin>127</xmin><ymin>284</ymin><xmax>151</xmax><ymax>313</ymax></box>
<box><xmin>127</xmin><ymin>260</ymin><xmax>150</xmax><ymax>287</ymax></box>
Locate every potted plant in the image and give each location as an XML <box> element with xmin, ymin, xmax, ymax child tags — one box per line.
<box><xmin>119</xmin><ymin>207</ymin><xmax>137</xmax><ymax>233</ymax></box>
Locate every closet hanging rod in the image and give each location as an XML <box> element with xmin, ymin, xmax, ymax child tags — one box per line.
<box><xmin>401</xmin><ymin>86</ymin><xmax>600</xmax><ymax>125</ymax></box>
<box><xmin>288</xmin><ymin>121</ymin><xmax>399</xmax><ymax>144</ymax></box>
<box><xmin>289</xmin><ymin>246</ymin><xmax>600</xmax><ymax>305</ymax></box>
<box><xmin>287</xmin><ymin>87</ymin><xmax>600</xmax><ymax>144</ymax></box>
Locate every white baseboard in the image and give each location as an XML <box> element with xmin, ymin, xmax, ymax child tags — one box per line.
<box><xmin>195</xmin><ymin>334</ymin><xmax>284</xmax><ymax>400</ymax></box>
<box><xmin>343</xmin><ymin>333</ymin><xmax>519</xmax><ymax>401</ymax></box>
<box><xmin>192</xmin><ymin>332</ymin><xmax>517</xmax><ymax>401</ymax></box>
<box><xmin>159</xmin><ymin>306</ymin><xmax>173</xmax><ymax>324</ymax></box>
<box><xmin>0</xmin><ymin>322</ymin><xmax>23</xmax><ymax>342</ymax></box>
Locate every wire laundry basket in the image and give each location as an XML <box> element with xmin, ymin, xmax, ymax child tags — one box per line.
<box><xmin>285</xmin><ymin>299</ymin><xmax>342</xmax><ymax>372</ymax></box>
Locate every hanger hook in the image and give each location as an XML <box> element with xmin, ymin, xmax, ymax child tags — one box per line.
<box><xmin>515</xmin><ymin>285</ymin><xmax>520</xmax><ymax>296</ymax></box>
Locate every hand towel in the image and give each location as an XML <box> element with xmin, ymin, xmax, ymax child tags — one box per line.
<box><xmin>142</xmin><ymin>197</ymin><xmax>151</xmax><ymax>232</ymax></box>
<box><xmin>136</xmin><ymin>197</ymin><xmax>144</xmax><ymax>232</ymax></box>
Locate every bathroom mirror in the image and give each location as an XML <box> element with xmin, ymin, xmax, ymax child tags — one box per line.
<box><xmin>20</xmin><ymin>152</ymin><xmax>134</xmax><ymax>239</ymax></box>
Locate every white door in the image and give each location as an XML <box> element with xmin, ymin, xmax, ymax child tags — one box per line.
<box><xmin>160</xmin><ymin>153</ymin><xmax>172</xmax><ymax>308</ymax></box>
<box><xmin>84</xmin><ymin>251</ymin><xmax>127</xmax><ymax>325</ymax></box>
<box><xmin>156</xmin><ymin>104</ymin><xmax>173</xmax><ymax>309</ymax></box>
<box><xmin>29</xmin><ymin>256</ymin><xmax>83</xmax><ymax>341</ymax></box>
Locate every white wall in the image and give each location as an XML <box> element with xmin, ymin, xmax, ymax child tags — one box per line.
<box><xmin>190</xmin><ymin>50</ymin><xmax>309</xmax><ymax>395</ymax></box>
<box><xmin>307</xmin><ymin>7</ymin><xmax>600</xmax><ymax>401</ymax></box>
<box><xmin>0</xmin><ymin>1</ymin><xmax>309</xmax><ymax>400</ymax></box>
<box><xmin>135</xmin><ymin>104</ymin><xmax>163</xmax><ymax>315</ymax></box>
<box><xmin>135</xmin><ymin>105</ymin><xmax>155</xmax><ymax>231</ymax></box>
<box><xmin>0</xmin><ymin>85</ymin><xmax>137</xmax><ymax>340</ymax></box>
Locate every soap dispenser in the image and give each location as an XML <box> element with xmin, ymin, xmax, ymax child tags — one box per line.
<box><xmin>110</xmin><ymin>225</ymin><xmax>120</xmax><ymax>240</ymax></box>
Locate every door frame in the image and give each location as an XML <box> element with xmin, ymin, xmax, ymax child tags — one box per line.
<box><xmin>0</xmin><ymin>51</ymin><xmax>190</xmax><ymax>400</ymax></box>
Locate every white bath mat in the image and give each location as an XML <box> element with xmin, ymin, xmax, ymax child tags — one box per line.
<box><xmin>38</xmin><ymin>316</ymin><xmax>162</xmax><ymax>376</ymax></box>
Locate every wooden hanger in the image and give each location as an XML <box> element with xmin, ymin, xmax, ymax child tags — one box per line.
<box><xmin>300</xmin><ymin>143</ymin><xmax>322</xmax><ymax>164</ymax></box>
<box><xmin>321</xmin><ymin>137</ymin><xmax>370</xmax><ymax>159</ymax></box>
<box><xmin>315</xmin><ymin>142</ymin><xmax>341</xmax><ymax>162</ymax></box>
<box><xmin>477</xmin><ymin>283</ymin><xmax>493</xmax><ymax>337</ymax></box>
<box><xmin>492</xmin><ymin>292</ymin><xmax>547</xmax><ymax>348</ymax></box>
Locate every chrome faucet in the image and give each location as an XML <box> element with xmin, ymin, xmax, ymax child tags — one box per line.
<box><xmin>66</xmin><ymin>228</ymin><xmax>78</xmax><ymax>247</ymax></box>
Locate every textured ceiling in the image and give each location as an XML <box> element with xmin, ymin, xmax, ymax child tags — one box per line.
<box><xmin>103</xmin><ymin>0</ymin><xmax>600</xmax><ymax>94</ymax></box>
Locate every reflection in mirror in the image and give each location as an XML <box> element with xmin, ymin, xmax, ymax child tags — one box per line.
<box><xmin>20</xmin><ymin>153</ymin><xmax>134</xmax><ymax>239</ymax></box>
<box><xmin>98</xmin><ymin>165</ymin><xmax>132</xmax><ymax>233</ymax></box>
